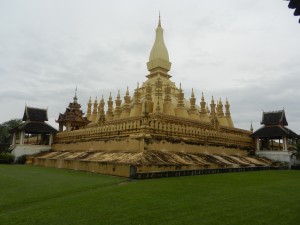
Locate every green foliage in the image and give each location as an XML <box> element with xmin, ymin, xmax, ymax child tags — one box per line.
<box><xmin>0</xmin><ymin>166</ymin><xmax>300</xmax><ymax>225</ymax></box>
<box><xmin>15</xmin><ymin>155</ymin><xmax>27</xmax><ymax>164</ymax></box>
<box><xmin>0</xmin><ymin>119</ymin><xmax>22</xmax><ymax>143</ymax></box>
<box><xmin>0</xmin><ymin>153</ymin><xmax>14</xmax><ymax>164</ymax></box>
<box><xmin>292</xmin><ymin>140</ymin><xmax>300</xmax><ymax>160</ymax></box>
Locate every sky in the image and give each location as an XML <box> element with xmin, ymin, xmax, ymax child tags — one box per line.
<box><xmin>0</xmin><ymin>0</ymin><xmax>299</xmax><ymax>133</ymax></box>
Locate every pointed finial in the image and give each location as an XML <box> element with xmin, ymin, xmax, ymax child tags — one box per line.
<box><xmin>201</xmin><ymin>92</ymin><xmax>205</xmax><ymax>101</ymax></box>
<box><xmin>137</xmin><ymin>82</ymin><xmax>139</xmax><ymax>89</ymax></box>
<box><xmin>250</xmin><ymin>121</ymin><xmax>253</xmax><ymax>132</ymax></box>
<box><xmin>191</xmin><ymin>88</ymin><xmax>195</xmax><ymax>98</ymax></box>
<box><xmin>117</xmin><ymin>90</ymin><xmax>120</xmax><ymax>100</ymax></box>
<box><xmin>89</xmin><ymin>96</ymin><xmax>92</xmax><ymax>102</ymax></box>
<box><xmin>126</xmin><ymin>86</ymin><xmax>129</xmax><ymax>95</ymax></box>
<box><xmin>158</xmin><ymin>11</ymin><xmax>161</xmax><ymax>27</ymax></box>
<box><xmin>73</xmin><ymin>86</ymin><xmax>78</xmax><ymax>103</ymax></box>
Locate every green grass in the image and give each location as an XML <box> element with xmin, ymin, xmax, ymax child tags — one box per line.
<box><xmin>0</xmin><ymin>165</ymin><xmax>300</xmax><ymax>225</ymax></box>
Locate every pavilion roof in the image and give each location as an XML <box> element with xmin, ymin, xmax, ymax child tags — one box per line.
<box><xmin>261</xmin><ymin>110</ymin><xmax>288</xmax><ymax>126</ymax></box>
<box><xmin>250</xmin><ymin>125</ymin><xmax>299</xmax><ymax>139</ymax></box>
<box><xmin>11</xmin><ymin>121</ymin><xmax>58</xmax><ymax>134</ymax></box>
<box><xmin>22</xmin><ymin>106</ymin><xmax>48</xmax><ymax>122</ymax></box>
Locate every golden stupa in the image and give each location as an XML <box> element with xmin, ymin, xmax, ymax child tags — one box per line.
<box><xmin>33</xmin><ymin>17</ymin><xmax>272</xmax><ymax>178</ymax></box>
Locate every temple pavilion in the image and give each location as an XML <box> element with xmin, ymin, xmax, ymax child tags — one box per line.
<box><xmin>10</xmin><ymin>106</ymin><xmax>57</xmax><ymax>159</ymax></box>
<box><xmin>56</xmin><ymin>89</ymin><xmax>90</xmax><ymax>132</ymax></box>
<box><xmin>251</xmin><ymin>110</ymin><xmax>299</xmax><ymax>164</ymax></box>
<box><xmin>33</xmin><ymin>17</ymin><xmax>274</xmax><ymax>178</ymax></box>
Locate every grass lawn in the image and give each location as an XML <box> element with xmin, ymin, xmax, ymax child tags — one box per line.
<box><xmin>0</xmin><ymin>165</ymin><xmax>299</xmax><ymax>225</ymax></box>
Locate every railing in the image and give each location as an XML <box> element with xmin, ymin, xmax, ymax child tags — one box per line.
<box><xmin>132</xmin><ymin>166</ymin><xmax>288</xmax><ymax>179</ymax></box>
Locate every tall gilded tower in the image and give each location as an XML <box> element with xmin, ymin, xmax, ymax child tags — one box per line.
<box><xmin>46</xmin><ymin>16</ymin><xmax>258</xmax><ymax>178</ymax></box>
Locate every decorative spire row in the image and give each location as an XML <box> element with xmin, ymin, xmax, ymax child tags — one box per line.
<box><xmin>86</xmin><ymin>88</ymin><xmax>233</xmax><ymax>128</ymax></box>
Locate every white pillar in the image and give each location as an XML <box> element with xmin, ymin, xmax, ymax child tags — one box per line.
<box><xmin>255</xmin><ymin>138</ymin><xmax>260</xmax><ymax>152</ymax></box>
<box><xmin>19</xmin><ymin>131</ymin><xmax>24</xmax><ymax>145</ymax></box>
<box><xmin>49</xmin><ymin>134</ymin><xmax>53</xmax><ymax>146</ymax></box>
<box><xmin>12</xmin><ymin>133</ymin><xmax>16</xmax><ymax>145</ymax></box>
<box><xmin>283</xmin><ymin>137</ymin><xmax>287</xmax><ymax>151</ymax></box>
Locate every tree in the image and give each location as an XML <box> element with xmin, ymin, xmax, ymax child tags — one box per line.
<box><xmin>292</xmin><ymin>140</ymin><xmax>300</xmax><ymax>160</ymax></box>
<box><xmin>0</xmin><ymin>119</ymin><xmax>22</xmax><ymax>144</ymax></box>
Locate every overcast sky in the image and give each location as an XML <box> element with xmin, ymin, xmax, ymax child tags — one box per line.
<box><xmin>0</xmin><ymin>0</ymin><xmax>299</xmax><ymax>133</ymax></box>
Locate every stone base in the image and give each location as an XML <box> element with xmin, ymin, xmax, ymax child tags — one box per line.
<box><xmin>256</xmin><ymin>151</ymin><xmax>293</xmax><ymax>166</ymax></box>
<box><xmin>10</xmin><ymin>144</ymin><xmax>51</xmax><ymax>159</ymax></box>
<box><xmin>32</xmin><ymin>150</ymin><xmax>274</xmax><ymax>178</ymax></box>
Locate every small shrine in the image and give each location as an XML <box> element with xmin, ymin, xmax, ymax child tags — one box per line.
<box><xmin>56</xmin><ymin>89</ymin><xmax>90</xmax><ymax>131</ymax></box>
<box><xmin>251</xmin><ymin>110</ymin><xmax>299</xmax><ymax>151</ymax></box>
<box><xmin>10</xmin><ymin>106</ymin><xmax>57</xmax><ymax>159</ymax></box>
<box><xmin>251</xmin><ymin>110</ymin><xmax>299</xmax><ymax>164</ymax></box>
<box><xmin>11</xmin><ymin>106</ymin><xmax>57</xmax><ymax>146</ymax></box>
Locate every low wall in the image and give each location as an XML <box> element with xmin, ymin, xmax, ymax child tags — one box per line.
<box><xmin>52</xmin><ymin>137</ymin><xmax>143</xmax><ymax>152</ymax></box>
<box><xmin>256</xmin><ymin>151</ymin><xmax>293</xmax><ymax>165</ymax></box>
<box><xmin>11</xmin><ymin>145</ymin><xmax>51</xmax><ymax>159</ymax></box>
<box><xmin>34</xmin><ymin>158</ymin><xmax>131</xmax><ymax>177</ymax></box>
<box><xmin>52</xmin><ymin>135</ymin><xmax>248</xmax><ymax>156</ymax></box>
<box><xmin>147</xmin><ymin>140</ymin><xmax>248</xmax><ymax>155</ymax></box>
<box><xmin>134</xmin><ymin>166</ymin><xmax>286</xmax><ymax>179</ymax></box>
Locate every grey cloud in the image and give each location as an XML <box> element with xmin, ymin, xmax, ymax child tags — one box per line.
<box><xmin>0</xmin><ymin>0</ymin><xmax>299</xmax><ymax>136</ymax></box>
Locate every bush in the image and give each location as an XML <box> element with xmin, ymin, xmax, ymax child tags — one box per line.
<box><xmin>0</xmin><ymin>152</ymin><xmax>14</xmax><ymax>164</ymax></box>
<box><xmin>15</xmin><ymin>155</ymin><xmax>27</xmax><ymax>164</ymax></box>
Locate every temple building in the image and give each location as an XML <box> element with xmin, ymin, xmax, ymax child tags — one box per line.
<box><xmin>251</xmin><ymin>110</ymin><xmax>299</xmax><ymax>165</ymax></box>
<box><xmin>10</xmin><ymin>106</ymin><xmax>57</xmax><ymax>159</ymax></box>
<box><xmin>33</xmin><ymin>17</ymin><xmax>274</xmax><ymax>178</ymax></box>
<box><xmin>56</xmin><ymin>89</ymin><xmax>90</xmax><ymax>132</ymax></box>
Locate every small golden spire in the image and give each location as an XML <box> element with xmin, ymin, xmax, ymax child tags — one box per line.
<box><xmin>250</xmin><ymin>122</ymin><xmax>253</xmax><ymax>132</ymax></box>
<box><xmin>191</xmin><ymin>88</ymin><xmax>195</xmax><ymax>98</ymax></box>
<box><xmin>109</xmin><ymin>92</ymin><xmax>112</xmax><ymax>100</ymax></box>
<box><xmin>126</xmin><ymin>86</ymin><xmax>129</xmax><ymax>95</ymax></box>
<box><xmin>158</xmin><ymin>11</ymin><xmax>161</xmax><ymax>27</ymax></box>
<box><xmin>117</xmin><ymin>90</ymin><xmax>120</xmax><ymax>99</ymax></box>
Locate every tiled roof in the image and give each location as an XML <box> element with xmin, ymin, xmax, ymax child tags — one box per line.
<box><xmin>22</xmin><ymin>106</ymin><xmax>48</xmax><ymax>122</ymax></box>
<box><xmin>261</xmin><ymin>110</ymin><xmax>288</xmax><ymax>126</ymax></box>
<box><xmin>251</xmin><ymin>125</ymin><xmax>299</xmax><ymax>139</ymax></box>
<box><xmin>13</xmin><ymin>121</ymin><xmax>57</xmax><ymax>134</ymax></box>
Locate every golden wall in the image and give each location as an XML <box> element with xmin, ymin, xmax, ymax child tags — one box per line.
<box><xmin>53</xmin><ymin>113</ymin><xmax>253</xmax><ymax>154</ymax></box>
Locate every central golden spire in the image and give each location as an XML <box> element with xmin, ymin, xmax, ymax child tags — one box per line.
<box><xmin>147</xmin><ymin>13</ymin><xmax>172</xmax><ymax>78</ymax></box>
